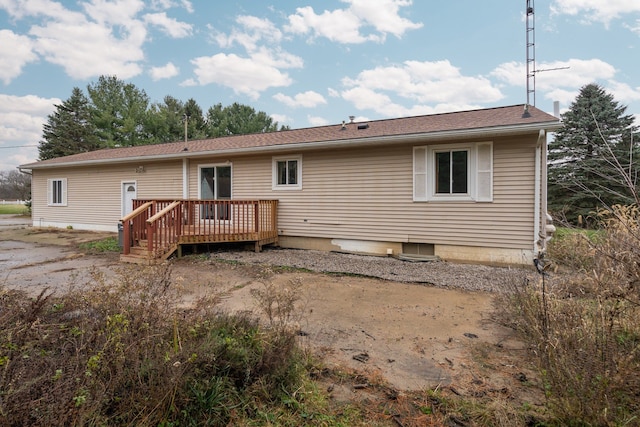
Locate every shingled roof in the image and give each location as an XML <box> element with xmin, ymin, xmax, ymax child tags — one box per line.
<box><xmin>21</xmin><ymin>104</ymin><xmax>561</xmax><ymax>169</ymax></box>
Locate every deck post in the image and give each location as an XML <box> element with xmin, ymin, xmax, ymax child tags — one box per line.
<box><xmin>254</xmin><ymin>202</ymin><xmax>260</xmax><ymax>235</ymax></box>
<box><xmin>122</xmin><ymin>220</ymin><xmax>130</xmax><ymax>255</ymax></box>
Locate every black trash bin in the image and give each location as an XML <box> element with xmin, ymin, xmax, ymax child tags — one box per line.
<box><xmin>117</xmin><ymin>221</ymin><xmax>124</xmax><ymax>247</ymax></box>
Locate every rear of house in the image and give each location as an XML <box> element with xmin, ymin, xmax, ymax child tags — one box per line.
<box><xmin>21</xmin><ymin>105</ymin><xmax>562</xmax><ymax>265</ymax></box>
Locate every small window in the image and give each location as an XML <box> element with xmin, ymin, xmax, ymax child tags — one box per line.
<box><xmin>47</xmin><ymin>178</ymin><xmax>67</xmax><ymax>206</ymax></box>
<box><xmin>273</xmin><ymin>155</ymin><xmax>302</xmax><ymax>190</ymax></box>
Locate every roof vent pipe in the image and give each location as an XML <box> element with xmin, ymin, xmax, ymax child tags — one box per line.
<box><xmin>349</xmin><ymin>115</ymin><xmax>355</xmax><ymax>123</ymax></box>
<box><xmin>553</xmin><ymin>101</ymin><xmax>560</xmax><ymax>118</ymax></box>
<box><xmin>341</xmin><ymin>120</ymin><xmax>346</xmax><ymax>130</ymax></box>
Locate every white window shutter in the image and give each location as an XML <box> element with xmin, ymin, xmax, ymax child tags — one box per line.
<box><xmin>47</xmin><ymin>179</ymin><xmax>52</xmax><ymax>205</ymax></box>
<box><xmin>476</xmin><ymin>142</ymin><xmax>493</xmax><ymax>202</ymax></box>
<box><xmin>413</xmin><ymin>147</ymin><xmax>427</xmax><ymax>201</ymax></box>
<box><xmin>61</xmin><ymin>178</ymin><xmax>67</xmax><ymax>205</ymax></box>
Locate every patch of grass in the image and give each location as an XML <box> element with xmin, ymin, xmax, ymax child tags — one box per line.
<box><xmin>78</xmin><ymin>236</ymin><xmax>120</xmax><ymax>253</ymax></box>
<box><xmin>547</xmin><ymin>226</ymin><xmax>603</xmax><ymax>271</ymax></box>
<box><xmin>0</xmin><ymin>204</ymin><xmax>29</xmax><ymax>215</ymax></box>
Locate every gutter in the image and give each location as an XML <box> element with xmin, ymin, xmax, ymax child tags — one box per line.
<box><xmin>533</xmin><ymin>129</ymin><xmax>546</xmax><ymax>254</ymax></box>
<box><xmin>23</xmin><ymin>121</ymin><xmax>563</xmax><ymax>170</ymax></box>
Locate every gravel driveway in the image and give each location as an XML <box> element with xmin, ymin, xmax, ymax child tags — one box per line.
<box><xmin>211</xmin><ymin>247</ymin><xmax>536</xmax><ymax>293</ymax></box>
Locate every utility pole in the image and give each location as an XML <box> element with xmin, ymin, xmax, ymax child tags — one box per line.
<box><xmin>183</xmin><ymin>114</ymin><xmax>189</xmax><ymax>143</ymax></box>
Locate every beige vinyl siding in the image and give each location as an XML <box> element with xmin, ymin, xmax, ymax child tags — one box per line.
<box><xmin>32</xmin><ymin>160</ymin><xmax>183</xmax><ymax>229</ymax></box>
<box><xmin>190</xmin><ymin>134</ymin><xmax>538</xmax><ymax>251</ymax></box>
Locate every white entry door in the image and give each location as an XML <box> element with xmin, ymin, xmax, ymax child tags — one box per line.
<box><xmin>122</xmin><ymin>182</ymin><xmax>137</xmax><ymax>217</ymax></box>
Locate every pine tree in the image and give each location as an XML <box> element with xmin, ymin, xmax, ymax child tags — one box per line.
<box><xmin>87</xmin><ymin>75</ymin><xmax>150</xmax><ymax>147</ymax></box>
<box><xmin>205</xmin><ymin>102</ymin><xmax>286</xmax><ymax>137</ymax></box>
<box><xmin>38</xmin><ymin>87</ymin><xmax>100</xmax><ymax>160</ymax></box>
<box><xmin>548</xmin><ymin>83</ymin><xmax>640</xmax><ymax>224</ymax></box>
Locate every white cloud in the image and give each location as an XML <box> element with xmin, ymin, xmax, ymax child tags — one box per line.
<box><xmin>307</xmin><ymin>115</ymin><xmax>330</xmax><ymax>126</ymax></box>
<box><xmin>285</xmin><ymin>0</ymin><xmax>422</xmax><ymax>44</ymax></box>
<box><xmin>1</xmin><ymin>0</ymin><xmax>153</xmax><ymax>80</ymax></box>
<box><xmin>144</xmin><ymin>12</ymin><xmax>192</xmax><ymax>38</ymax></box>
<box><xmin>286</xmin><ymin>6</ymin><xmax>378</xmax><ymax>43</ymax></box>
<box><xmin>216</xmin><ymin>15</ymin><xmax>283</xmax><ymax>51</ymax></box>
<box><xmin>30</xmin><ymin>19</ymin><xmax>146</xmax><ymax>79</ymax></box>
<box><xmin>607</xmin><ymin>81</ymin><xmax>640</xmax><ymax>103</ymax></box>
<box><xmin>625</xmin><ymin>19</ymin><xmax>640</xmax><ymax>35</ymax></box>
<box><xmin>270</xmin><ymin>113</ymin><xmax>291</xmax><ymax>125</ymax></box>
<box><xmin>337</xmin><ymin>60</ymin><xmax>502</xmax><ymax>117</ymax></box>
<box><xmin>149</xmin><ymin>0</ymin><xmax>193</xmax><ymax>13</ymax></box>
<box><xmin>0</xmin><ymin>30</ymin><xmax>38</xmax><ymax>84</ymax></box>
<box><xmin>191</xmin><ymin>15</ymin><xmax>303</xmax><ymax>97</ymax></box>
<box><xmin>347</xmin><ymin>0</ymin><xmax>423</xmax><ymax>37</ymax></box>
<box><xmin>149</xmin><ymin>62</ymin><xmax>180</xmax><ymax>80</ymax></box>
<box><xmin>273</xmin><ymin>90</ymin><xmax>327</xmax><ymax>108</ymax></box>
<box><xmin>551</xmin><ymin>0</ymin><xmax>640</xmax><ymax>25</ymax></box>
<box><xmin>82</xmin><ymin>0</ymin><xmax>145</xmax><ymax>26</ymax></box>
<box><xmin>0</xmin><ymin>0</ymin><xmax>76</xmax><ymax>21</ymax></box>
<box><xmin>0</xmin><ymin>94</ymin><xmax>60</xmax><ymax>169</ymax></box>
<box><xmin>190</xmin><ymin>54</ymin><xmax>292</xmax><ymax>99</ymax></box>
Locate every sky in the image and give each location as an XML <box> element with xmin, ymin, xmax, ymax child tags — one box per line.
<box><xmin>1</xmin><ymin>0</ymin><xmax>640</xmax><ymax>172</ymax></box>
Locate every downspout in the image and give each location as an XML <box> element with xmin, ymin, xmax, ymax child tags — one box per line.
<box><xmin>182</xmin><ymin>158</ymin><xmax>189</xmax><ymax>199</ymax></box>
<box><xmin>533</xmin><ymin>129</ymin><xmax>546</xmax><ymax>254</ymax></box>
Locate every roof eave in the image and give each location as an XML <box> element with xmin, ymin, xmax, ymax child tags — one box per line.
<box><xmin>24</xmin><ymin>120</ymin><xmax>562</xmax><ymax>170</ymax></box>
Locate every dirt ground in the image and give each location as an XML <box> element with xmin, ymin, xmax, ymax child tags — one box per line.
<box><xmin>0</xmin><ymin>215</ymin><xmax>543</xmax><ymax>411</ymax></box>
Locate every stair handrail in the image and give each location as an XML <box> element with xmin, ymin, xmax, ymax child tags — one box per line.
<box><xmin>121</xmin><ymin>201</ymin><xmax>153</xmax><ymax>223</ymax></box>
<box><xmin>120</xmin><ymin>201</ymin><xmax>154</xmax><ymax>255</ymax></box>
<box><xmin>146</xmin><ymin>200</ymin><xmax>182</xmax><ymax>257</ymax></box>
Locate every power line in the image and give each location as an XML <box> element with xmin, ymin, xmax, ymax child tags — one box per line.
<box><xmin>0</xmin><ymin>145</ymin><xmax>38</xmax><ymax>149</ymax></box>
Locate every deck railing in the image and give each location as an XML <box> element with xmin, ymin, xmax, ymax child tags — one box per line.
<box><xmin>121</xmin><ymin>199</ymin><xmax>278</xmax><ymax>259</ymax></box>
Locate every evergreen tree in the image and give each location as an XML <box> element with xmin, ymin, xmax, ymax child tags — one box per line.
<box><xmin>145</xmin><ymin>96</ymin><xmax>185</xmax><ymax>143</ymax></box>
<box><xmin>87</xmin><ymin>75</ymin><xmax>150</xmax><ymax>147</ymax></box>
<box><xmin>184</xmin><ymin>98</ymin><xmax>207</xmax><ymax>140</ymax></box>
<box><xmin>205</xmin><ymin>102</ymin><xmax>287</xmax><ymax>137</ymax></box>
<box><xmin>548</xmin><ymin>83</ymin><xmax>640</xmax><ymax>224</ymax></box>
<box><xmin>38</xmin><ymin>87</ymin><xmax>100</xmax><ymax>160</ymax></box>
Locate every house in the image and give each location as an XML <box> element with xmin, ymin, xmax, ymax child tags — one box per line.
<box><xmin>19</xmin><ymin>104</ymin><xmax>562</xmax><ymax>265</ymax></box>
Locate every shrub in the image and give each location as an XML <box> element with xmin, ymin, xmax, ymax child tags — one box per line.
<box><xmin>497</xmin><ymin>205</ymin><xmax>640</xmax><ymax>425</ymax></box>
<box><xmin>0</xmin><ymin>265</ymin><xmax>306</xmax><ymax>426</ymax></box>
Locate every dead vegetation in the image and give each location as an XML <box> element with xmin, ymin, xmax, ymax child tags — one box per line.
<box><xmin>496</xmin><ymin>204</ymin><xmax>640</xmax><ymax>426</ymax></box>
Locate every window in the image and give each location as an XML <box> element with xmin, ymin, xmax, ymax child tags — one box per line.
<box><xmin>47</xmin><ymin>178</ymin><xmax>67</xmax><ymax>206</ymax></box>
<box><xmin>413</xmin><ymin>142</ymin><xmax>492</xmax><ymax>202</ymax></box>
<box><xmin>273</xmin><ymin>155</ymin><xmax>302</xmax><ymax>190</ymax></box>
<box><xmin>435</xmin><ymin>150</ymin><xmax>468</xmax><ymax>194</ymax></box>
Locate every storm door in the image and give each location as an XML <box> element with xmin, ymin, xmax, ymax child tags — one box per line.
<box><xmin>122</xmin><ymin>181</ymin><xmax>137</xmax><ymax>217</ymax></box>
<box><xmin>199</xmin><ymin>165</ymin><xmax>231</xmax><ymax>220</ymax></box>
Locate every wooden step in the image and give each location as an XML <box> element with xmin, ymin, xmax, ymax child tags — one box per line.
<box><xmin>119</xmin><ymin>254</ymin><xmax>158</xmax><ymax>265</ymax></box>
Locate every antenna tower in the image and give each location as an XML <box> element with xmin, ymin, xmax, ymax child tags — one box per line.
<box><xmin>526</xmin><ymin>0</ymin><xmax>535</xmax><ymax>106</ymax></box>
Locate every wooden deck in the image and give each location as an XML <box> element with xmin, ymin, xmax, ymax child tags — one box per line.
<box><xmin>120</xmin><ymin>199</ymin><xmax>278</xmax><ymax>263</ymax></box>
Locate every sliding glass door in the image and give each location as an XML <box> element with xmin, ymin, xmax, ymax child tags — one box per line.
<box><xmin>199</xmin><ymin>165</ymin><xmax>231</xmax><ymax>220</ymax></box>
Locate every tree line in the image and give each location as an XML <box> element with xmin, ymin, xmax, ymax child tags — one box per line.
<box><xmin>38</xmin><ymin>75</ymin><xmax>288</xmax><ymax>161</ymax></box>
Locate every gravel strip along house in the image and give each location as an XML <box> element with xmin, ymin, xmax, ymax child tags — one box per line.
<box><xmin>19</xmin><ymin>104</ymin><xmax>561</xmax><ymax>265</ymax></box>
